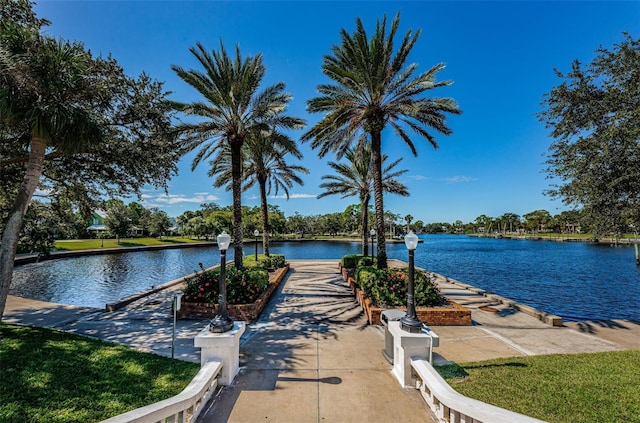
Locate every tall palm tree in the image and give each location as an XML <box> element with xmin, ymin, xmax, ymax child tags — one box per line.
<box><xmin>171</xmin><ymin>41</ymin><xmax>305</xmax><ymax>267</ymax></box>
<box><xmin>318</xmin><ymin>142</ymin><xmax>408</xmax><ymax>255</ymax></box>
<box><xmin>209</xmin><ymin>130</ymin><xmax>308</xmax><ymax>256</ymax></box>
<box><xmin>303</xmin><ymin>13</ymin><xmax>461</xmax><ymax>268</ymax></box>
<box><xmin>0</xmin><ymin>25</ymin><xmax>102</xmax><ymax>318</ymax></box>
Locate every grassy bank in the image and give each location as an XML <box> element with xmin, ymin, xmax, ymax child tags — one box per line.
<box><xmin>437</xmin><ymin>350</ymin><xmax>640</xmax><ymax>423</ymax></box>
<box><xmin>54</xmin><ymin>236</ymin><xmax>210</xmax><ymax>251</ymax></box>
<box><xmin>0</xmin><ymin>324</ymin><xmax>199</xmax><ymax>423</ymax></box>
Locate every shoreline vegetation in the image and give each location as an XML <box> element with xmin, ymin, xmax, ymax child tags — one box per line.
<box><xmin>12</xmin><ymin>232</ymin><xmax>638</xmax><ymax>266</ymax></box>
<box><xmin>51</xmin><ymin>231</ymin><xmax>640</xmax><ymax>252</ymax></box>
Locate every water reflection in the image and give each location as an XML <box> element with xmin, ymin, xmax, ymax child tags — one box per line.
<box><xmin>10</xmin><ymin>236</ymin><xmax>640</xmax><ymax>321</ymax></box>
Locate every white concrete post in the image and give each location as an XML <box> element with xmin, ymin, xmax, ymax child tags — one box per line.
<box><xmin>389</xmin><ymin>321</ymin><xmax>433</xmax><ymax>388</ymax></box>
<box><xmin>194</xmin><ymin>322</ymin><xmax>246</xmax><ymax>385</ymax></box>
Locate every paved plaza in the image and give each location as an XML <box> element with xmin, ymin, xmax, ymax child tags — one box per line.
<box><xmin>4</xmin><ymin>260</ymin><xmax>639</xmax><ymax>422</ymax></box>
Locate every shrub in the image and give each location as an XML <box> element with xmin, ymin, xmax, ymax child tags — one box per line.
<box><xmin>182</xmin><ymin>264</ymin><xmax>269</xmax><ymax>304</ymax></box>
<box><xmin>342</xmin><ymin>254</ymin><xmax>375</xmax><ymax>268</ymax></box>
<box><xmin>243</xmin><ymin>254</ymin><xmax>271</xmax><ymax>269</ymax></box>
<box><xmin>356</xmin><ymin>266</ymin><xmax>443</xmax><ymax>308</ymax></box>
<box><xmin>243</xmin><ymin>254</ymin><xmax>286</xmax><ymax>269</ymax></box>
<box><xmin>270</xmin><ymin>254</ymin><xmax>285</xmax><ymax>268</ymax></box>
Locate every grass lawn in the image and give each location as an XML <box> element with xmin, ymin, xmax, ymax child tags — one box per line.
<box><xmin>54</xmin><ymin>236</ymin><xmax>210</xmax><ymax>251</ymax></box>
<box><xmin>0</xmin><ymin>324</ymin><xmax>200</xmax><ymax>423</ymax></box>
<box><xmin>436</xmin><ymin>350</ymin><xmax>640</xmax><ymax>423</ymax></box>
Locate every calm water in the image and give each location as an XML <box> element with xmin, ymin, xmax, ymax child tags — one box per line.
<box><xmin>11</xmin><ymin>235</ymin><xmax>640</xmax><ymax>321</ymax></box>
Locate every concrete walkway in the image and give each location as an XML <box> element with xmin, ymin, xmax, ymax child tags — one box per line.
<box><xmin>4</xmin><ymin>260</ymin><xmax>639</xmax><ymax>422</ymax></box>
<box><xmin>200</xmin><ymin>260</ymin><xmax>434</xmax><ymax>422</ymax></box>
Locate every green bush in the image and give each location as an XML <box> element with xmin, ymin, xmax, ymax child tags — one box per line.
<box><xmin>270</xmin><ymin>254</ymin><xmax>285</xmax><ymax>268</ymax></box>
<box><xmin>182</xmin><ymin>264</ymin><xmax>269</xmax><ymax>304</ymax></box>
<box><xmin>356</xmin><ymin>266</ymin><xmax>443</xmax><ymax>308</ymax></box>
<box><xmin>342</xmin><ymin>254</ymin><xmax>374</xmax><ymax>268</ymax></box>
<box><xmin>243</xmin><ymin>254</ymin><xmax>286</xmax><ymax>269</ymax></box>
<box><xmin>243</xmin><ymin>254</ymin><xmax>271</xmax><ymax>269</ymax></box>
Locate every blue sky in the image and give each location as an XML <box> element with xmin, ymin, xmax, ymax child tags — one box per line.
<box><xmin>35</xmin><ymin>1</ymin><xmax>639</xmax><ymax>223</ymax></box>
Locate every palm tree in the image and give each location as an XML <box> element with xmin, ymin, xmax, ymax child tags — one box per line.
<box><xmin>0</xmin><ymin>26</ymin><xmax>102</xmax><ymax>317</ymax></box>
<box><xmin>171</xmin><ymin>41</ymin><xmax>305</xmax><ymax>267</ymax></box>
<box><xmin>318</xmin><ymin>142</ymin><xmax>408</xmax><ymax>255</ymax></box>
<box><xmin>303</xmin><ymin>13</ymin><xmax>461</xmax><ymax>268</ymax></box>
<box><xmin>209</xmin><ymin>130</ymin><xmax>308</xmax><ymax>256</ymax></box>
<box><xmin>404</xmin><ymin>214</ymin><xmax>413</xmax><ymax>232</ymax></box>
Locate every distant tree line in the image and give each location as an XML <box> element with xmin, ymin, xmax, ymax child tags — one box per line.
<box><xmin>15</xmin><ymin>198</ymin><xmax>639</xmax><ymax>256</ymax></box>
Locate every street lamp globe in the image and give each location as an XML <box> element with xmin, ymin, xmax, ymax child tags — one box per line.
<box><xmin>404</xmin><ymin>231</ymin><xmax>419</xmax><ymax>250</ymax></box>
<box><xmin>217</xmin><ymin>231</ymin><xmax>231</xmax><ymax>250</ymax></box>
<box><xmin>400</xmin><ymin>231</ymin><xmax>423</xmax><ymax>333</ymax></box>
<box><xmin>210</xmin><ymin>231</ymin><xmax>234</xmax><ymax>333</ymax></box>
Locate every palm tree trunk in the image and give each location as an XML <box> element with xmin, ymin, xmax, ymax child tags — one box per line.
<box><xmin>230</xmin><ymin>140</ymin><xmax>244</xmax><ymax>268</ymax></box>
<box><xmin>258</xmin><ymin>177</ymin><xmax>270</xmax><ymax>256</ymax></box>
<box><xmin>361</xmin><ymin>194</ymin><xmax>370</xmax><ymax>256</ymax></box>
<box><xmin>370</xmin><ymin>131</ymin><xmax>387</xmax><ymax>269</ymax></box>
<box><xmin>0</xmin><ymin>136</ymin><xmax>47</xmax><ymax>320</ymax></box>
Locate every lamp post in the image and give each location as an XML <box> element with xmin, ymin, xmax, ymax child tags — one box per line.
<box><xmin>210</xmin><ymin>231</ymin><xmax>234</xmax><ymax>333</ymax></box>
<box><xmin>400</xmin><ymin>231</ymin><xmax>423</xmax><ymax>333</ymax></box>
<box><xmin>370</xmin><ymin>228</ymin><xmax>376</xmax><ymax>258</ymax></box>
<box><xmin>254</xmin><ymin>229</ymin><xmax>259</xmax><ymax>261</ymax></box>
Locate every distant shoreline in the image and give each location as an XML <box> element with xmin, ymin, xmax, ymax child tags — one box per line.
<box><xmin>468</xmin><ymin>233</ymin><xmax>639</xmax><ymax>245</ymax></box>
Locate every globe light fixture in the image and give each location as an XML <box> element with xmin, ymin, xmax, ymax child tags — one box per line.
<box><xmin>209</xmin><ymin>231</ymin><xmax>234</xmax><ymax>333</ymax></box>
<box><xmin>400</xmin><ymin>231</ymin><xmax>423</xmax><ymax>333</ymax></box>
<box><xmin>370</xmin><ymin>228</ymin><xmax>376</xmax><ymax>258</ymax></box>
<box><xmin>254</xmin><ymin>229</ymin><xmax>260</xmax><ymax>261</ymax></box>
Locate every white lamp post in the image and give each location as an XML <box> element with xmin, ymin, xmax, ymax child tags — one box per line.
<box><xmin>254</xmin><ymin>229</ymin><xmax>260</xmax><ymax>261</ymax></box>
<box><xmin>400</xmin><ymin>231</ymin><xmax>423</xmax><ymax>333</ymax></box>
<box><xmin>370</xmin><ymin>228</ymin><xmax>376</xmax><ymax>258</ymax></box>
<box><xmin>210</xmin><ymin>231</ymin><xmax>234</xmax><ymax>333</ymax></box>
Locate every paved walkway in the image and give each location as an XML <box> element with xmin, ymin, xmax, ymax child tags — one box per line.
<box><xmin>4</xmin><ymin>260</ymin><xmax>639</xmax><ymax>422</ymax></box>
<box><xmin>200</xmin><ymin>261</ymin><xmax>434</xmax><ymax>422</ymax></box>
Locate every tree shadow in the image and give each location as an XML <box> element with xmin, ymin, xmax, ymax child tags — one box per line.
<box><xmin>572</xmin><ymin>319</ymin><xmax>639</xmax><ymax>334</ymax></box>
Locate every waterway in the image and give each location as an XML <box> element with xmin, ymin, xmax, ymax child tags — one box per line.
<box><xmin>10</xmin><ymin>235</ymin><xmax>640</xmax><ymax>321</ymax></box>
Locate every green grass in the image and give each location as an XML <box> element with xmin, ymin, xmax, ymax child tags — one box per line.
<box><xmin>0</xmin><ymin>324</ymin><xmax>200</xmax><ymax>423</ymax></box>
<box><xmin>436</xmin><ymin>350</ymin><xmax>640</xmax><ymax>423</ymax></box>
<box><xmin>54</xmin><ymin>236</ymin><xmax>209</xmax><ymax>250</ymax></box>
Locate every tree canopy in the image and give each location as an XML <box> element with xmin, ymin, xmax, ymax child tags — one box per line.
<box><xmin>539</xmin><ymin>33</ymin><xmax>640</xmax><ymax>236</ymax></box>
<box><xmin>303</xmin><ymin>13</ymin><xmax>461</xmax><ymax>268</ymax></box>
<box><xmin>0</xmin><ymin>1</ymin><xmax>182</xmax><ymax>319</ymax></box>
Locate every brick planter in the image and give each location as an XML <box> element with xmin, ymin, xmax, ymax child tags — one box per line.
<box><xmin>177</xmin><ymin>263</ymin><xmax>290</xmax><ymax>322</ymax></box>
<box><xmin>345</xmin><ymin>273</ymin><xmax>472</xmax><ymax>326</ymax></box>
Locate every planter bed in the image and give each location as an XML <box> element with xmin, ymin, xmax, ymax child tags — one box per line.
<box><xmin>177</xmin><ymin>263</ymin><xmax>290</xmax><ymax>322</ymax></box>
<box><xmin>340</xmin><ymin>264</ymin><xmax>471</xmax><ymax>326</ymax></box>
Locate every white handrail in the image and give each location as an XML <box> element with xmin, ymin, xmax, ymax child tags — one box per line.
<box><xmin>101</xmin><ymin>360</ymin><xmax>222</xmax><ymax>423</ymax></box>
<box><xmin>411</xmin><ymin>359</ymin><xmax>546</xmax><ymax>423</ymax></box>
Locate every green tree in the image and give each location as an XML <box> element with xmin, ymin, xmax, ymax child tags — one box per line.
<box><xmin>318</xmin><ymin>142</ymin><xmax>408</xmax><ymax>255</ymax></box>
<box><xmin>127</xmin><ymin>202</ymin><xmax>151</xmax><ymax>235</ymax></box>
<box><xmin>147</xmin><ymin>208</ymin><xmax>171</xmax><ymax>237</ymax></box>
<box><xmin>0</xmin><ymin>4</ymin><xmax>179</xmax><ymax>319</ymax></box>
<box><xmin>538</xmin><ymin>34</ymin><xmax>640</xmax><ymax>237</ymax></box>
<box><xmin>104</xmin><ymin>200</ymin><xmax>131</xmax><ymax>243</ymax></box>
<box><xmin>303</xmin><ymin>13</ymin><xmax>461</xmax><ymax>268</ymax></box>
<box><xmin>523</xmin><ymin>209</ymin><xmax>552</xmax><ymax>234</ymax></box>
<box><xmin>286</xmin><ymin>212</ymin><xmax>309</xmax><ymax>238</ymax></box>
<box><xmin>17</xmin><ymin>200</ymin><xmax>57</xmax><ymax>255</ymax></box>
<box><xmin>404</xmin><ymin>214</ymin><xmax>414</xmax><ymax>232</ymax></box>
<box><xmin>474</xmin><ymin>215</ymin><xmax>494</xmax><ymax>233</ymax></box>
<box><xmin>171</xmin><ymin>41</ymin><xmax>305</xmax><ymax>267</ymax></box>
<box><xmin>497</xmin><ymin>212</ymin><xmax>521</xmax><ymax>233</ymax></box>
<box><xmin>209</xmin><ymin>130</ymin><xmax>307</xmax><ymax>256</ymax></box>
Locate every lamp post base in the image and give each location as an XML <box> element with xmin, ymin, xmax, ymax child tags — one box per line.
<box><xmin>400</xmin><ymin>315</ymin><xmax>423</xmax><ymax>333</ymax></box>
<box><xmin>209</xmin><ymin>315</ymin><xmax>234</xmax><ymax>333</ymax></box>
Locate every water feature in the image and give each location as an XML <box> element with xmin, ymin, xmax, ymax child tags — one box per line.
<box><xmin>10</xmin><ymin>235</ymin><xmax>640</xmax><ymax>321</ymax></box>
